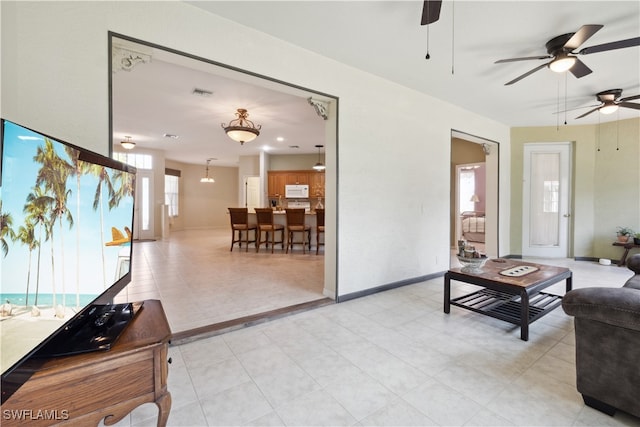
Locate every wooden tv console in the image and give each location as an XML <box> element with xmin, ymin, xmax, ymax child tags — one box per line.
<box><xmin>1</xmin><ymin>299</ymin><xmax>172</xmax><ymax>426</ymax></box>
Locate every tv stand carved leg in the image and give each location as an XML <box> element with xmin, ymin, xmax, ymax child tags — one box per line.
<box><xmin>155</xmin><ymin>392</ymin><xmax>172</xmax><ymax>427</ymax></box>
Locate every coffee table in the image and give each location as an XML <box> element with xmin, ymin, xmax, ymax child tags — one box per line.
<box><xmin>444</xmin><ymin>258</ymin><xmax>572</xmax><ymax>341</ymax></box>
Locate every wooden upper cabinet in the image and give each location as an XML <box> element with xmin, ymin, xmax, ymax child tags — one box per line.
<box><xmin>268</xmin><ymin>172</ymin><xmax>288</xmax><ymax>197</ymax></box>
<box><xmin>268</xmin><ymin>170</ymin><xmax>324</xmax><ymax>197</ymax></box>
<box><xmin>309</xmin><ymin>171</ymin><xmax>325</xmax><ymax>198</ymax></box>
<box><xmin>285</xmin><ymin>172</ymin><xmax>309</xmax><ymax>185</ymax></box>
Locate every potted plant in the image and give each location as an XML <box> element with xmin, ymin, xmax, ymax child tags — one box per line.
<box><xmin>634</xmin><ymin>233</ymin><xmax>640</xmax><ymax>245</ymax></box>
<box><xmin>616</xmin><ymin>226</ymin><xmax>634</xmax><ymax>242</ymax></box>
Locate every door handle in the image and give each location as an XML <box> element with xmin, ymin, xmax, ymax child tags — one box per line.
<box><xmin>563</xmin><ymin>214</ymin><xmax>571</xmax><ymax>217</ymax></box>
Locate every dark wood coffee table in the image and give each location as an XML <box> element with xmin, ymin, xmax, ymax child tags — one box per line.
<box><xmin>444</xmin><ymin>259</ymin><xmax>572</xmax><ymax>341</ymax></box>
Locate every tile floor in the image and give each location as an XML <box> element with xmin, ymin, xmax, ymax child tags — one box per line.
<box><xmin>115</xmin><ymin>229</ymin><xmax>326</xmax><ymax>333</ymax></box>
<box><xmin>110</xmin><ymin>245</ymin><xmax>640</xmax><ymax>426</ymax></box>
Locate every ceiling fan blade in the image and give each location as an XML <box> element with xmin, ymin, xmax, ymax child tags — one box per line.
<box><xmin>495</xmin><ymin>55</ymin><xmax>551</xmax><ymax>64</ymax></box>
<box><xmin>619</xmin><ymin>102</ymin><xmax>640</xmax><ymax>110</ymax></box>
<box><xmin>504</xmin><ymin>62</ymin><xmax>549</xmax><ymax>85</ymax></box>
<box><xmin>421</xmin><ymin>0</ymin><xmax>442</xmax><ymax>25</ymax></box>
<box><xmin>552</xmin><ymin>104</ymin><xmax>600</xmax><ymax>114</ymax></box>
<box><xmin>564</xmin><ymin>24</ymin><xmax>603</xmax><ymax>50</ymax></box>
<box><xmin>568</xmin><ymin>58</ymin><xmax>592</xmax><ymax>79</ymax></box>
<box><xmin>620</xmin><ymin>94</ymin><xmax>640</xmax><ymax>102</ymax></box>
<box><xmin>575</xmin><ymin>107</ymin><xmax>601</xmax><ymax>119</ymax></box>
<box><xmin>578</xmin><ymin>37</ymin><xmax>640</xmax><ymax>55</ymax></box>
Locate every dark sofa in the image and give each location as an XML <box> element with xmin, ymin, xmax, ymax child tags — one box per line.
<box><xmin>562</xmin><ymin>254</ymin><xmax>640</xmax><ymax>418</ymax></box>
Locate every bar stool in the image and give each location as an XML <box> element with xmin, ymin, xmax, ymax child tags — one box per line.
<box><xmin>315</xmin><ymin>208</ymin><xmax>324</xmax><ymax>255</ymax></box>
<box><xmin>228</xmin><ymin>207</ymin><xmax>257</xmax><ymax>252</ymax></box>
<box><xmin>285</xmin><ymin>208</ymin><xmax>311</xmax><ymax>254</ymax></box>
<box><xmin>255</xmin><ymin>208</ymin><xmax>284</xmax><ymax>253</ymax></box>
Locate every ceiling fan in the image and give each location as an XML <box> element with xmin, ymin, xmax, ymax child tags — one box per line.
<box><xmin>495</xmin><ymin>24</ymin><xmax>640</xmax><ymax>85</ymax></box>
<box><xmin>573</xmin><ymin>89</ymin><xmax>640</xmax><ymax>119</ymax></box>
<box><xmin>421</xmin><ymin>0</ymin><xmax>442</xmax><ymax>25</ymax></box>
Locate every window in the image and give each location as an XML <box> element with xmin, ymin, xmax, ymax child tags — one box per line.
<box><xmin>165</xmin><ymin>168</ymin><xmax>180</xmax><ymax>217</ymax></box>
<box><xmin>113</xmin><ymin>152</ymin><xmax>153</xmax><ymax>170</ymax></box>
<box><xmin>459</xmin><ymin>168</ymin><xmax>476</xmax><ymax>213</ymax></box>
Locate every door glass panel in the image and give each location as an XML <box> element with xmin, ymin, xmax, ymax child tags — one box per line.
<box><xmin>529</xmin><ymin>152</ymin><xmax>559</xmax><ymax>246</ymax></box>
<box><xmin>142</xmin><ymin>176</ymin><xmax>150</xmax><ymax>231</ymax></box>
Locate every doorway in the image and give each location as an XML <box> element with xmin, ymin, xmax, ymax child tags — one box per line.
<box><xmin>109</xmin><ymin>33</ymin><xmax>338</xmax><ymax>335</ymax></box>
<box><xmin>244</xmin><ymin>176</ymin><xmax>260</xmax><ymax>211</ymax></box>
<box><xmin>522</xmin><ymin>142</ymin><xmax>571</xmax><ymax>258</ymax></box>
<box><xmin>450</xmin><ymin>131</ymin><xmax>499</xmax><ymax>262</ymax></box>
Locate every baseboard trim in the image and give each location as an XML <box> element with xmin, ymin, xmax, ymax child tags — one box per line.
<box><xmin>170</xmin><ymin>297</ymin><xmax>334</xmax><ymax>345</ymax></box>
<box><xmin>575</xmin><ymin>256</ymin><xmax>599</xmax><ymax>262</ymax></box>
<box><xmin>337</xmin><ymin>271</ymin><xmax>446</xmax><ymax>303</ymax></box>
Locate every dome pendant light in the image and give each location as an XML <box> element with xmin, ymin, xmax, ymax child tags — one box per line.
<box><xmin>312</xmin><ymin>144</ymin><xmax>325</xmax><ymax>171</ymax></box>
<box><xmin>200</xmin><ymin>158</ymin><xmax>215</xmax><ymax>183</ymax></box>
<box><xmin>221</xmin><ymin>108</ymin><xmax>261</xmax><ymax>145</ymax></box>
<box><xmin>120</xmin><ymin>136</ymin><xmax>135</xmax><ymax>150</ymax></box>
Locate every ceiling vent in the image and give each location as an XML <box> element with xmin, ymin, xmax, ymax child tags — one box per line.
<box><xmin>192</xmin><ymin>88</ymin><xmax>213</xmax><ymax>97</ymax></box>
<box><xmin>163</xmin><ymin>133</ymin><xmax>179</xmax><ymax>139</ymax></box>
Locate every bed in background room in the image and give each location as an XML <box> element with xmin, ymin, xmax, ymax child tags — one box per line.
<box><xmin>461</xmin><ymin>211</ymin><xmax>485</xmax><ymax>243</ymax></box>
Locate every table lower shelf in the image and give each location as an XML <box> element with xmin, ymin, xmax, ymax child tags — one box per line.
<box><xmin>450</xmin><ymin>288</ymin><xmax>563</xmax><ymax>326</ymax></box>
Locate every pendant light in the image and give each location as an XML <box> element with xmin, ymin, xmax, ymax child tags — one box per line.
<box><xmin>221</xmin><ymin>108</ymin><xmax>261</xmax><ymax>145</ymax></box>
<box><xmin>312</xmin><ymin>145</ymin><xmax>325</xmax><ymax>171</ymax></box>
<box><xmin>120</xmin><ymin>136</ymin><xmax>135</xmax><ymax>150</ymax></box>
<box><xmin>200</xmin><ymin>158</ymin><xmax>215</xmax><ymax>183</ymax></box>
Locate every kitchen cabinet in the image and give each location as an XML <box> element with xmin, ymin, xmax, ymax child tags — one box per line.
<box><xmin>268</xmin><ymin>170</ymin><xmax>324</xmax><ymax>197</ymax></box>
<box><xmin>285</xmin><ymin>172</ymin><xmax>309</xmax><ymax>185</ymax></box>
<box><xmin>309</xmin><ymin>171</ymin><xmax>325</xmax><ymax>198</ymax></box>
<box><xmin>268</xmin><ymin>172</ymin><xmax>288</xmax><ymax>197</ymax></box>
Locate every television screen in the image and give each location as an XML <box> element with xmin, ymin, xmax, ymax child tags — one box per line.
<box><xmin>0</xmin><ymin>119</ymin><xmax>136</xmax><ymax>401</ymax></box>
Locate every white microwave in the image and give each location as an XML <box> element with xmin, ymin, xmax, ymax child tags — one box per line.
<box><xmin>285</xmin><ymin>184</ymin><xmax>309</xmax><ymax>198</ymax></box>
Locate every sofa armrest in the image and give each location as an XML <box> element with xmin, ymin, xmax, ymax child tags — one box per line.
<box><xmin>562</xmin><ymin>287</ymin><xmax>640</xmax><ymax>332</ymax></box>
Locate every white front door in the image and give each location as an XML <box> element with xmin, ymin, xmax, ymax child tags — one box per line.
<box><xmin>522</xmin><ymin>143</ymin><xmax>571</xmax><ymax>257</ymax></box>
<box><xmin>134</xmin><ymin>170</ymin><xmax>155</xmax><ymax>241</ymax></box>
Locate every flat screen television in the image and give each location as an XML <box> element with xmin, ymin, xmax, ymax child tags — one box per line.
<box><xmin>0</xmin><ymin>119</ymin><xmax>138</xmax><ymax>403</ymax></box>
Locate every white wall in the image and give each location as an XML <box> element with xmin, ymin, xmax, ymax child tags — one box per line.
<box><xmin>1</xmin><ymin>1</ymin><xmax>511</xmax><ymax>298</ymax></box>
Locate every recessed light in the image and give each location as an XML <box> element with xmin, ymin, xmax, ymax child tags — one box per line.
<box><xmin>277</xmin><ymin>137</ymin><xmax>284</xmax><ymax>142</ymax></box>
<box><xmin>163</xmin><ymin>133</ymin><xmax>179</xmax><ymax>139</ymax></box>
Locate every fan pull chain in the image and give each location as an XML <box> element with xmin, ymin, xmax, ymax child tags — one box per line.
<box><xmin>564</xmin><ymin>73</ymin><xmax>568</xmax><ymax>125</ymax></box>
<box><xmin>556</xmin><ymin>79</ymin><xmax>560</xmax><ymax>130</ymax></box>
<box><xmin>616</xmin><ymin>109</ymin><xmax>620</xmax><ymax>151</ymax></box>
<box><xmin>425</xmin><ymin>24</ymin><xmax>431</xmax><ymax>59</ymax></box>
<box><xmin>597</xmin><ymin>114</ymin><xmax>601</xmax><ymax>152</ymax></box>
<box><xmin>451</xmin><ymin>0</ymin><xmax>455</xmax><ymax>74</ymax></box>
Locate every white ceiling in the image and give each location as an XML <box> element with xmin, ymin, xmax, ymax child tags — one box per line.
<box><xmin>112</xmin><ymin>1</ymin><xmax>640</xmax><ymax>166</ymax></box>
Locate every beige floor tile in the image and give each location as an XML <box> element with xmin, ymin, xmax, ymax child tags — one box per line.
<box><xmin>128</xmin><ymin>240</ymin><xmax>639</xmax><ymax>426</ymax></box>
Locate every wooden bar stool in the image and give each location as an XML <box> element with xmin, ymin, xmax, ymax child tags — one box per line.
<box><xmin>285</xmin><ymin>208</ymin><xmax>311</xmax><ymax>254</ymax></box>
<box><xmin>228</xmin><ymin>207</ymin><xmax>257</xmax><ymax>252</ymax></box>
<box><xmin>255</xmin><ymin>208</ymin><xmax>284</xmax><ymax>253</ymax></box>
<box><xmin>315</xmin><ymin>208</ymin><xmax>324</xmax><ymax>255</ymax></box>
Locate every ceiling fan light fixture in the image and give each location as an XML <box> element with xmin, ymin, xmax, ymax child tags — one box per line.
<box><xmin>549</xmin><ymin>55</ymin><xmax>576</xmax><ymax>73</ymax></box>
<box><xmin>599</xmin><ymin>103</ymin><xmax>619</xmax><ymax>115</ymax></box>
<box><xmin>221</xmin><ymin>108</ymin><xmax>261</xmax><ymax>145</ymax></box>
<box><xmin>120</xmin><ymin>136</ymin><xmax>135</xmax><ymax>150</ymax></box>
